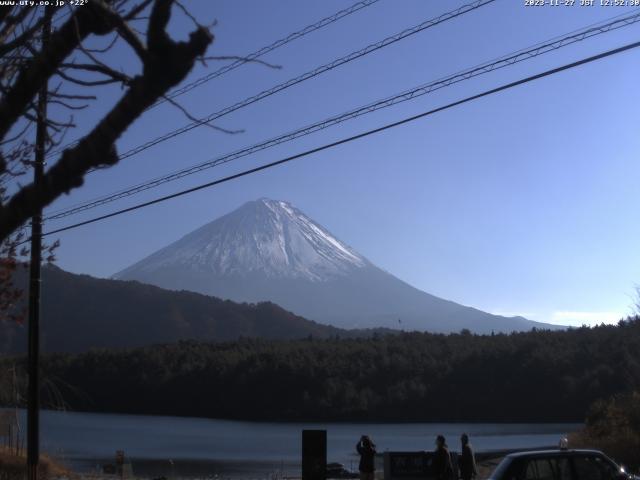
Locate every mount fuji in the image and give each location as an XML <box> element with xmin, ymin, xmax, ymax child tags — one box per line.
<box><xmin>114</xmin><ymin>198</ymin><xmax>557</xmax><ymax>333</ymax></box>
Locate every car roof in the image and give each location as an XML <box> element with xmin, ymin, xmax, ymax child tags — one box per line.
<box><xmin>506</xmin><ymin>449</ymin><xmax>604</xmax><ymax>459</ymax></box>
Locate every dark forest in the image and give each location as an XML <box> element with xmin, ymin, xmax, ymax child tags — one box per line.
<box><xmin>3</xmin><ymin>318</ymin><xmax>639</xmax><ymax>422</ymax></box>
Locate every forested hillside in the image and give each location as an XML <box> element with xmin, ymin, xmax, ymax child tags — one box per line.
<box><xmin>0</xmin><ymin>265</ymin><xmax>345</xmax><ymax>353</ymax></box>
<box><xmin>4</xmin><ymin>318</ymin><xmax>638</xmax><ymax>422</ymax></box>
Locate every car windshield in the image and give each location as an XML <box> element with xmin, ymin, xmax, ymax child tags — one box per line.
<box><xmin>573</xmin><ymin>455</ymin><xmax>621</xmax><ymax>480</ymax></box>
<box><xmin>518</xmin><ymin>456</ymin><xmax>573</xmax><ymax>480</ymax></box>
<box><xmin>490</xmin><ymin>457</ymin><xmax>518</xmax><ymax>480</ymax></box>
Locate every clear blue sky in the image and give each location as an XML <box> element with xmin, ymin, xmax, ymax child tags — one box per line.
<box><xmin>44</xmin><ymin>0</ymin><xmax>640</xmax><ymax>327</ymax></box>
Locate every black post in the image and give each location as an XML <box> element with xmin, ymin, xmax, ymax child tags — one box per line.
<box><xmin>27</xmin><ymin>9</ymin><xmax>50</xmax><ymax>480</ymax></box>
<box><xmin>302</xmin><ymin>430</ymin><xmax>326</xmax><ymax>480</ymax></box>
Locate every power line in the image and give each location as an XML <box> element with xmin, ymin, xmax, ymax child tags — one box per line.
<box><xmin>44</xmin><ymin>10</ymin><xmax>640</xmax><ymax>221</ymax></box>
<box><xmin>45</xmin><ymin>0</ymin><xmax>382</xmax><ymax>159</ymax></box>
<box><xmin>37</xmin><ymin>39</ymin><xmax>640</xmax><ymax>239</ymax></box>
<box><xmin>44</xmin><ymin>8</ymin><xmax>638</xmax><ymax>219</ymax></box>
<box><xmin>160</xmin><ymin>0</ymin><xmax>381</xmax><ymax>105</ymax></box>
<box><xmin>106</xmin><ymin>0</ymin><xmax>497</xmax><ymax>162</ymax></box>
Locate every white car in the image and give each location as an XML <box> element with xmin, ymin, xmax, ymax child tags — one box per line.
<box><xmin>488</xmin><ymin>449</ymin><xmax>632</xmax><ymax>480</ymax></box>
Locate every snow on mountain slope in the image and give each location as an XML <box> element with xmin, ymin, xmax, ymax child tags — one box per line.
<box><xmin>116</xmin><ymin>199</ymin><xmax>367</xmax><ymax>282</ymax></box>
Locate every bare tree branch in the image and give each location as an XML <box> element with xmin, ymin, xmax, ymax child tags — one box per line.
<box><xmin>83</xmin><ymin>32</ymin><xmax>119</xmax><ymax>53</ymax></box>
<box><xmin>0</xmin><ymin>0</ymin><xmax>213</xmax><ymax>242</ymax></box>
<box><xmin>0</xmin><ymin>7</ymin><xmax>14</xmax><ymax>27</ymax></box>
<box><xmin>56</xmin><ymin>68</ymin><xmax>127</xmax><ymax>87</ymax></box>
<box><xmin>123</xmin><ymin>0</ymin><xmax>154</xmax><ymax>20</ymax></box>
<box><xmin>0</xmin><ymin>3</ymin><xmax>117</xmax><ymax>142</ymax></box>
<box><xmin>0</xmin><ymin>13</ymin><xmax>49</xmax><ymax>57</ymax></box>
<box><xmin>0</xmin><ymin>7</ymin><xmax>30</xmax><ymax>45</ymax></box>
<box><xmin>174</xmin><ymin>0</ymin><xmax>200</xmax><ymax>29</ymax></box>
<box><xmin>162</xmin><ymin>94</ymin><xmax>242</xmax><ymax>135</ymax></box>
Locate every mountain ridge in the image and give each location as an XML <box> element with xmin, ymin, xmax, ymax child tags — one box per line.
<box><xmin>0</xmin><ymin>265</ymin><xmax>349</xmax><ymax>354</ymax></box>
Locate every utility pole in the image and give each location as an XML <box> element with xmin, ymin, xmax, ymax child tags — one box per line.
<box><xmin>27</xmin><ymin>8</ymin><xmax>51</xmax><ymax>480</ymax></box>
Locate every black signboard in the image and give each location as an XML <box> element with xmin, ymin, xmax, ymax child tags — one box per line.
<box><xmin>388</xmin><ymin>452</ymin><xmax>431</xmax><ymax>477</ymax></box>
<box><xmin>384</xmin><ymin>451</ymin><xmax>459</xmax><ymax>480</ymax></box>
<box><xmin>302</xmin><ymin>429</ymin><xmax>327</xmax><ymax>480</ymax></box>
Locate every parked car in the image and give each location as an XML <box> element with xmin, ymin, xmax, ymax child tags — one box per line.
<box><xmin>326</xmin><ymin>462</ymin><xmax>359</xmax><ymax>479</ymax></box>
<box><xmin>489</xmin><ymin>449</ymin><xmax>634</xmax><ymax>480</ymax></box>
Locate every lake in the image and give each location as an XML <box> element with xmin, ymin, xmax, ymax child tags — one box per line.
<box><xmin>11</xmin><ymin>410</ymin><xmax>581</xmax><ymax>478</ymax></box>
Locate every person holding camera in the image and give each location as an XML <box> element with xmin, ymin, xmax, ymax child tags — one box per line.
<box><xmin>356</xmin><ymin>435</ymin><xmax>377</xmax><ymax>480</ymax></box>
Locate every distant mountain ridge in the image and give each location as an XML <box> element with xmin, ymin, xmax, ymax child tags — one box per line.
<box><xmin>115</xmin><ymin>198</ymin><xmax>560</xmax><ymax>333</ymax></box>
<box><xmin>0</xmin><ymin>265</ymin><xmax>346</xmax><ymax>354</ymax></box>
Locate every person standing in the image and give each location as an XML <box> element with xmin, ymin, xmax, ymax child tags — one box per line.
<box><xmin>433</xmin><ymin>435</ymin><xmax>453</xmax><ymax>480</ymax></box>
<box><xmin>459</xmin><ymin>434</ymin><xmax>477</xmax><ymax>480</ymax></box>
<box><xmin>356</xmin><ymin>435</ymin><xmax>377</xmax><ymax>480</ymax></box>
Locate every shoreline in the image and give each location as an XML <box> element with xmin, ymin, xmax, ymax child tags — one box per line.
<box><xmin>4</xmin><ymin>410</ymin><xmax>576</xmax><ymax>479</ymax></box>
<box><xmin>1</xmin><ymin>442</ymin><xmax>558</xmax><ymax>480</ymax></box>
<box><xmin>60</xmin><ymin>447</ymin><xmax>555</xmax><ymax>480</ymax></box>
<box><xmin>4</xmin><ymin>407</ymin><xmax>583</xmax><ymax>426</ymax></box>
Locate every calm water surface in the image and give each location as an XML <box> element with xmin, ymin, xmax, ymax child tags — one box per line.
<box><xmin>13</xmin><ymin>410</ymin><xmax>580</xmax><ymax>478</ymax></box>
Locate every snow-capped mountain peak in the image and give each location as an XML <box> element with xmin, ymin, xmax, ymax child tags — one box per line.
<box><xmin>115</xmin><ymin>198</ymin><xmax>558</xmax><ymax>333</ymax></box>
<box><xmin>115</xmin><ymin>198</ymin><xmax>367</xmax><ymax>282</ymax></box>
